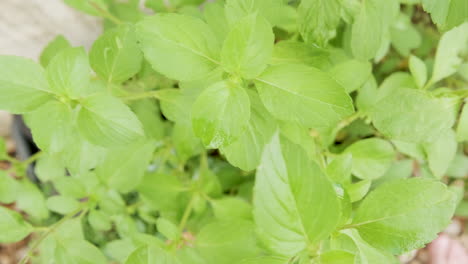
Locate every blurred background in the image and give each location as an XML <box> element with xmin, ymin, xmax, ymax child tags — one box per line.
<box><xmin>0</xmin><ymin>1</ymin><xmax>467</xmax><ymax>263</ymax></box>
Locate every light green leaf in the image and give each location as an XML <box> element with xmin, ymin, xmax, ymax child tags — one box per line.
<box><xmin>196</xmin><ymin>220</ymin><xmax>259</xmax><ymax>264</ymax></box>
<box><xmin>25</xmin><ymin>101</ymin><xmax>73</xmax><ymax>153</ymax></box>
<box><xmin>137</xmin><ymin>172</ymin><xmax>186</xmax><ymax>213</ymax></box>
<box><xmin>16</xmin><ymin>180</ymin><xmax>49</xmax><ymax>221</ymax></box>
<box><xmin>270</xmin><ymin>41</ymin><xmax>330</xmax><ymax>68</ymax></box>
<box><xmin>298</xmin><ymin>0</ymin><xmax>342</xmax><ymax>46</ymax></box>
<box><xmin>53</xmin><ymin>176</ymin><xmax>88</xmax><ymax>198</ymax></box>
<box><xmin>0</xmin><ymin>171</ymin><xmax>18</xmax><ymax>203</ymax></box>
<box><xmin>221</xmin><ymin>14</ymin><xmax>274</xmax><ymax>79</ymax></box>
<box><xmin>352</xmin><ymin>178</ymin><xmax>457</xmax><ymax>254</ymax></box>
<box><xmin>46</xmin><ymin>47</ymin><xmax>92</xmax><ymax>98</ymax></box>
<box><xmin>370</xmin><ymin>88</ymin><xmax>454</xmax><ymax>143</ymax></box>
<box><xmin>136</xmin><ymin>13</ymin><xmax>220</xmax><ymax>81</ymax></box>
<box><xmin>55</xmin><ymin>239</ymin><xmax>107</xmax><ymax>264</ymax></box>
<box><xmin>0</xmin><ymin>56</ymin><xmax>52</xmax><ymax>113</ymax></box>
<box><xmin>329</xmin><ymin>59</ymin><xmax>372</xmax><ymax>93</ymax></box>
<box><xmin>431</xmin><ymin>22</ymin><xmax>468</xmax><ymax>83</ymax></box>
<box><xmin>422</xmin><ymin>0</ymin><xmax>468</xmax><ymax>30</ymax></box>
<box><xmin>172</xmin><ymin>123</ymin><xmax>203</xmax><ymax>162</ymax></box>
<box><xmin>46</xmin><ymin>195</ymin><xmax>80</xmax><ymax>215</ymax></box>
<box><xmin>409</xmin><ymin>55</ymin><xmax>427</xmax><ymax>88</ymax></box>
<box><xmin>211</xmin><ymin>197</ymin><xmax>252</xmax><ymax>220</ymax></box>
<box><xmin>0</xmin><ymin>207</ymin><xmax>33</xmax><ymax>243</ymax></box>
<box><xmin>40</xmin><ymin>35</ymin><xmax>72</xmax><ymax>67</ymax></box>
<box><xmin>345</xmin><ymin>180</ymin><xmax>371</xmax><ymax>203</ymax></box>
<box><xmin>457</xmin><ymin>103</ymin><xmax>468</xmax><ymax>141</ymax></box>
<box><xmin>35</xmin><ymin>154</ymin><xmax>66</xmax><ymax>182</ymax></box>
<box><xmin>88</xmin><ymin>210</ymin><xmax>112</xmax><ymax>231</ymax></box>
<box><xmin>446</xmin><ymin>154</ymin><xmax>468</xmax><ymax>178</ymax></box>
<box><xmin>203</xmin><ymin>1</ymin><xmax>229</xmax><ymax>42</ymax></box>
<box><xmin>220</xmin><ymin>90</ymin><xmax>276</xmax><ymax>171</ymax></box>
<box><xmin>64</xmin><ymin>0</ymin><xmax>109</xmax><ymax>16</ymax></box>
<box><xmin>90</xmin><ymin>25</ymin><xmax>142</xmax><ymax>84</ymax></box>
<box><xmin>239</xmin><ymin>256</ymin><xmax>288</xmax><ymax>264</ymax></box>
<box><xmin>372</xmin><ymin>159</ymin><xmax>413</xmax><ymax>188</ymax></box>
<box><xmin>255</xmin><ymin>64</ymin><xmax>354</xmax><ymax>129</ymax></box>
<box><xmin>104</xmin><ymin>239</ymin><xmax>136</xmax><ymax>263</ymax></box>
<box><xmin>342</xmin><ymin>229</ymin><xmax>398</xmax><ymax>264</ymax></box>
<box><xmin>77</xmin><ymin>94</ymin><xmax>145</xmax><ymax>147</ymax></box>
<box><xmin>131</xmin><ymin>99</ymin><xmax>166</xmax><ymax>140</ymax></box>
<box><xmin>156</xmin><ymin>218</ymin><xmax>179</xmax><ymax>241</ymax></box>
<box><xmin>390</xmin><ymin>13</ymin><xmax>422</xmax><ymax>57</ymax></box>
<box><xmin>125</xmin><ymin>245</ymin><xmax>179</xmax><ymax>264</ymax></box>
<box><xmin>192</xmin><ymin>81</ymin><xmax>250</xmax><ymax>148</ymax></box>
<box><xmin>351</xmin><ymin>0</ymin><xmax>398</xmax><ymax>60</ymax></box>
<box><xmin>326</xmin><ymin>153</ymin><xmax>352</xmax><ymax>184</ymax></box>
<box><xmin>423</xmin><ymin>129</ymin><xmax>457</xmax><ymax>178</ymax></box>
<box><xmin>159</xmin><ymin>89</ymin><xmax>194</xmax><ymax>125</ymax></box>
<box><xmin>279</xmin><ymin>121</ymin><xmax>316</xmax><ymax>160</ymax></box>
<box><xmin>344</xmin><ymin>138</ymin><xmax>395</xmax><ymax>180</ymax></box>
<box><xmin>97</xmin><ymin>141</ymin><xmax>155</xmax><ymax>193</ymax></box>
<box><xmin>254</xmin><ymin>134</ymin><xmax>341</xmax><ymax>256</ymax></box>
<box><xmin>318</xmin><ymin>250</ymin><xmax>356</xmax><ymax>264</ymax></box>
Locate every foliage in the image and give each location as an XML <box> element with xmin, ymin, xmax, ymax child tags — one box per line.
<box><xmin>0</xmin><ymin>0</ymin><xmax>467</xmax><ymax>263</ymax></box>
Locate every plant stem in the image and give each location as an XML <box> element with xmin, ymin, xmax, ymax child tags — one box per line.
<box><xmin>90</xmin><ymin>2</ymin><xmax>122</xmax><ymax>25</ymax></box>
<box><xmin>22</xmin><ymin>151</ymin><xmax>43</xmax><ymax>166</ymax></box>
<box><xmin>178</xmin><ymin>195</ymin><xmax>196</xmax><ymax>233</ymax></box>
<box><xmin>19</xmin><ymin>207</ymin><xmax>86</xmax><ymax>264</ymax></box>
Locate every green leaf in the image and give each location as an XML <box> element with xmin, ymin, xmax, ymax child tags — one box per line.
<box><xmin>196</xmin><ymin>220</ymin><xmax>259</xmax><ymax>264</ymax></box>
<box><xmin>318</xmin><ymin>250</ymin><xmax>355</xmax><ymax>264</ymax></box>
<box><xmin>46</xmin><ymin>195</ymin><xmax>80</xmax><ymax>215</ymax></box>
<box><xmin>351</xmin><ymin>0</ymin><xmax>398</xmax><ymax>60</ymax></box>
<box><xmin>0</xmin><ymin>56</ymin><xmax>52</xmax><ymax>113</ymax></box>
<box><xmin>431</xmin><ymin>22</ymin><xmax>468</xmax><ymax>83</ymax></box>
<box><xmin>159</xmin><ymin>89</ymin><xmax>194</xmax><ymax>125</ymax></box>
<box><xmin>16</xmin><ymin>180</ymin><xmax>49</xmax><ymax>221</ymax></box>
<box><xmin>390</xmin><ymin>13</ymin><xmax>422</xmax><ymax>57</ymax></box>
<box><xmin>352</xmin><ymin>178</ymin><xmax>457</xmax><ymax>254</ymax></box>
<box><xmin>77</xmin><ymin>95</ymin><xmax>145</xmax><ymax>147</ymax></box>
<box><xmin>0</xmin><ymin>171</ymin><xmax>18</xmax><ymax>204</ymax></box>
<box><xmin>125</xmin><ymin>245</ymin><xmax>179</xmax><ymax>264</ymax></box>
<box><xmin>270</xmin><ymin>41</ymin><xmax>330</xmax><ymax>68</ymax></box>
<box><xmin>345</xmin><ymin>180</ymin><xmax>371</xmax><ymax>203</ymax></box>
<box><xmin>35</xmin><ymin>154</ymin><xmax>66</xmax><ymax>182</ymax></box>
<box><xmin>90</xmin><ymin>25</ymin><xmax>142</xmax><ymax>84</ymax></box>
<box><xmin>255</xmin><ymin>64</ymin><xmax>354</xmax><ymax>129</ymax></box>
<box><xmin>326</xmin><ymin>153</ymin><xmax>352</xmax><ymax>184</ymax></box>
<box><xmin>370</xmin><ymin>88</ymin><xmax>454</xmax><ymax>143</ymax></box>
<box><xmin>88</xmin><ymin>210</ymin><xmax>112</xmax><ymax>231</ymax></box>
<box><xmin>97</xmin><ymin>141</ymin><xmax>155</xmax><ymax>193</ymax></box>
<box><xmin>46</xmin><ymin>47</ymin><xmax>92</xmax><ymax>98</ymax></box>
<box><xmin>342</xmin><ymin>229</ymin><xmax>398</xmax><ymax>264</ymax></box>
<box><xmin>239</xmin><ymin>256</ymin><xmax>288</xmax><ymax>264</ymax></box>
<box><xmin>329</xmin><ymin>59</ymin><xmax>372</xmax><ymax>93</ymax></box>
<box><xmin>409</xmin><ymin>55</ymin><xmax>427</xmax><ymax>88</ymax></box>
<box><xmin>25</xmin><ymin>101</ymin><xmax>73</xmax><ymax>153</ymax></box>
<box><xmin>344</xmin><ymin>138</ymin><xmax>396</xmax><ymax>180</ymax></box>
<box><xmin>55</xmin><ymin>239</ymin><xmax>107</xmax><ymax>264</ymax></box>
<box><xmin>156</xmin><ymin>218</ymin><xmax>179</xmax><ymax>241</ymax></box>
<box><xmin>423</xmin><ymin>129</ymin><xmax>457</xmax><ymax>178</ymax></box>
<box><xmin>220</xmin><ymin>90</ymin><xmax>276</xmax><ymax>171</ymax></box>
<box><xmin>204</xmin><ymin>1</ymin><xmax>229</xmax><ymax>42</ymax></box>
<box><xmin>53</xmin><ymin>176</ymin><xmax>88</xmax><ymax>198</ymax></box>
<box><xmin>172</xmin><ymin>123</ymin><xmax>203</xmax><ymax>162</ymax></box>
<box><xmin>136</xmin><ymin>13</ymin><xmax>220</xmax><ymax>81</ymax></box>
<box><xmin>192</xmin><ymin>81</ymin><xmax>250</xmax><ymax>148</ymax></box>
<box><xmin>0</xmin><ymin>207</ymin><xmax>33</xmax><ymax>243</ymax></box>
<box><xmin>131</xmin><ymin>99</ymin><xmax>166</xmax><ymax>140</ymax></box>
<box><xmin>104</xmin><ymin>239</ymin><xmax>136</xmax><ymax>263</ymax></box>
<box><xmin>254</xmin><ymin>134</ymin><xmax>341</xmax><ymax>256</ymax></box>
<box><xmin>137</xmin><ymin>172</ymin><xmax>186</xmax><ymax>213</ymax></box>
<box><xmin>457</xmin><ymin>103</ymin><xmax>468</xmax><ymax>141</ymax></box>
<box><xmin>211</xmin><ymin>197</ymin><xmax>252</xmax><ymax>220</ymax></box>
<box><xmin>64</xmin><ymin>0</ymin><xmax>109</xmax><ymax>16</ymax></box>
<box><xmin>422</xmin><ymin>0</ymin><xmax>468</xmax><ymax>30</ymax></box>
<box><xmin>446</xmin><ymin>154</ymin><xmax>468</xmax><ymax>178</ymax></box>
<box><xmin>40</xmin><ymin>35</ymin><xmax>72</xmax><ymax>67</ymax></box>
<box><xmin>372</xmin><ymin>159</ymin><xmax>413</xmax><ymax>188</ymax></box>
<box><xmin>298</xmin><ymin>0</ymin><xmax>342</xmax><ymax>46</ymax></box>
<box><xmin>221</xmin><ymin>14</ymin><xmax>274</xmax><ymax>79</ymax></box>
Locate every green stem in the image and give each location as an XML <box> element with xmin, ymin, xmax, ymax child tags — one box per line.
<box><xmin>178</xmin><ymin>195</ymin><xmax>196</xmax><ymax>233</ymax></box>
<box><xmin>19</xmin><ymin>207</ymin><xmax>87</xmax><ymax>264</ymax></box>
<box><xmin>22</xmin><ymin>151</ymin><xmax>43</xmax><ymax>166</ymax></box>
<box><xmin>90</xmin><ymin>2</ymin><xmax>122</xmax><ymax>25</ymax></box>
